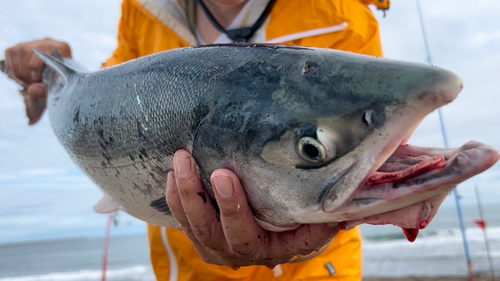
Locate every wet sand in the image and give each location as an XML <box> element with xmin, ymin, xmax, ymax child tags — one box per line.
<box><xmin>365</xmin><ymin>277</ymin><xmax>493</xmax><ymax>281</ymax></box>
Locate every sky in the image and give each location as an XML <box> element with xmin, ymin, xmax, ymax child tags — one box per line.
<box><xmin>0</xmin><ymin>0</ymin><xmax>499</xmax><ymax>244</ymax></box>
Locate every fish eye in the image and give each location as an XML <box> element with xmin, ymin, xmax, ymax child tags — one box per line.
<box><xmin>296</xmin><ymin>137</ymin><xmax>326</xmax><ymax>162</ymax></box>
<box><xmin>362</xmin><ymin>109</ymin><xmax>377</xmax><ymax>127</ymax></box>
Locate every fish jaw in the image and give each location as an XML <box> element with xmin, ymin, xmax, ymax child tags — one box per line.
<box><xmin>325</xmin><ymin>141</ymin><xmax>499</xmax><ymax>221</ymax></box>
<box><xmin>344</xmin><ymin>193</ymin><xmax>450</xmax><ymax>231</ymax></box>
<box><xmin>341</xmin><ymin>193</ymin><xmax>450</xmax><ymax>242</ymax></box>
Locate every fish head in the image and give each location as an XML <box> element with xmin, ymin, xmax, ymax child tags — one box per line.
<box><xmin>192</xmin><ymin>46</ymin><xmax>498</xmax><ymax>234</ymax></box>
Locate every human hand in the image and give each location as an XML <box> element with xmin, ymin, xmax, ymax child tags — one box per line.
<box><xmin>4</xmin><ymin>38</ymin><xmax>71</xmax><ymax>124</ymax></box>
<box><xmin>166</xmin><ymin>150</ymin><xmax>340</xmax><ymax>268</ymax></box>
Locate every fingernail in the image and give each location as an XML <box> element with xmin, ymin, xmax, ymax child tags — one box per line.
<box><xmin>31</xmin><ymin>70</ymin><xmax>40</xmax><ymax>81</ymax></box>
<box><xmin>213</xmin><ymin>176</ymin><xmax>234</xmax><ymax>199</ymax></box>
<box><xmin>174</xmin><ymin>154</ymin><xmax>192</xmax><ymax>178</ymax></box>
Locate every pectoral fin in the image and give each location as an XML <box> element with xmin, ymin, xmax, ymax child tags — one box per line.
<box><xmin>94</xmin><ymin>195</ymin><xmax>120</xmax><ymax>214</ymax></box>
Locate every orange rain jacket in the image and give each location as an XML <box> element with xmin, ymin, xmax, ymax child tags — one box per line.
<box><xmin>103</xmin><ymin>0</ymin><xmax>390</xmax><ymax>280</ymax></box>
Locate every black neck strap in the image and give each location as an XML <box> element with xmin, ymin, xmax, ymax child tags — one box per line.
<box><xmin>195</xmin><ymin>0</ymin><xmax>277</xmax><ymax>43</ymax></box>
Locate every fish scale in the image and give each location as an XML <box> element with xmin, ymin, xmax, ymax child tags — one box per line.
<box><xmin>1</xmin><ymin>44</ymin><xmax>498</xmax><ymax>238</ymax></box>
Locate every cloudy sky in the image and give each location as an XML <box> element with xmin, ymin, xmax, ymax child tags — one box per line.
<box><xmin>0</xmin><ymin>0</ymin><xmax>499</xmax><ymax>244</ymax></box>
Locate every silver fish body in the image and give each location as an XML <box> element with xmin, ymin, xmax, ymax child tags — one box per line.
<box><xmin>2</xmin><ymin>44</ymin><xmax>498</xmax><ymax>233</ymax></box>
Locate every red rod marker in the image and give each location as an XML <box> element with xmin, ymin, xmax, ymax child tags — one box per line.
<box><xmin>102</xmin><ymin>212</ymin><xmax>113</xmax><ymax>281</ymax></box>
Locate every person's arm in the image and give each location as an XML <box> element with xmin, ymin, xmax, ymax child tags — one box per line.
<box><xmin>167</xmin><ymin>150</ymin><xmax>340</xmax><ymax>268</ymax></box>
<box><xmin>2</xmin><ymin>0</ymin><xmax>140</xmax><ymax>125</ymax></box>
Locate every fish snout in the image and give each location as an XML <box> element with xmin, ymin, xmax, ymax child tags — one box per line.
<box><xmin>399</xmin><ymin>67</ymin><xmax>463</xmax><ymax>113</ymax></box>
<box><xmin>428</xmin><ymin>69</ymin><xmax>463</xmax><ymax>107</ymax></box>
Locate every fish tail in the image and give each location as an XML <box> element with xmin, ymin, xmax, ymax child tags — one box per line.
<box><xmin>33</xmin><ymin>48</ymin><xmax>78</xmax><ymax>83</ymax></box>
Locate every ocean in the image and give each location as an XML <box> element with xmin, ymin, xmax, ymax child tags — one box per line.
<box><xmin>362</xmin><ymin>201</ymin><xmax>500</xmax><ymax>277</ymax></box>
<box><xmin>0</xmin><ymin>201</ymin><xmax>499</xmax><ymax>280</ymax></box>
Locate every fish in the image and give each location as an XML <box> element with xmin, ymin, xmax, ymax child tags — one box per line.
<box><xmin>1</xmin><ymin>44</ymin><xmax>498</xmax><ymax>241</ymax></box>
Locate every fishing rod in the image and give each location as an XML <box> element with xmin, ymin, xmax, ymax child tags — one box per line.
<box><xmin>415</xmin><ymin>1</ymin><xmax>475</xmax><ymax>280</ymax></box>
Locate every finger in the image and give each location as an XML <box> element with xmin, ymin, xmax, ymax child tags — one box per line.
<box><xmin>174</xmin><ymin>150</ymin><xmax>224</xmax><ymax>249</ymax></box>
<box><xmin>212</xmin><ymin>169</ymin><xmax>265</xmax><ymax>258</ymax></box>
<box><xmin>23</xmin><ymin>86</ymin><xmax>48</xmax><ymax>126</ymax></box>
<box><xmin>166</xmin><ymin>171</ymin><xmax>191</xmax><ymax>229</ymax></box>
<box><xmin>166</xmin><ymin>169</ymin><xmax>207</xmax><ymax>249</ymax></box>
<box><xmin>4</xmin><ymin>48</ymin><xmax>14</xmax><ymax>73</ymax></box>
<box><xmin>167</xmin><ymin>172</ymin><xmax>234</xmax><ymax>266</ymax></box>
<box><xmin>273</xmin><ymin>223</ymin><xmax>340</xmax><ymax>257</ymax></box>
<box><xmin>5</xmin><ymin>47</ymin><xmax>25</xmax><ymax>84</ymax></box>
<box><xmin>28</xmin><ymin>53</ymin><xmax>45</xmax><ymax>82</ymax></box>
<box><xmin>27</xmin><ymin>83</ymin><xmax>48</xmax><ymax>99</ymax></box>
<box><xmin>17</xmin><ymin>45</ymin><xmax>33</xmax><ymax>83</ymax></box>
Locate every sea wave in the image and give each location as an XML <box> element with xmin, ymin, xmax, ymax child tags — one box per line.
<box><xmin>363</xmin><ymin>226</ymin><xmax>500</xmax><ymax>276</ymax></box>
<box><xmin>0</xmin><ymin>266</ymin><xmax>155</xmax><ymax>281</ymax></box>
<box><xmin>363</xmin><ymin>226</ymin><xmax>500</xmax><ymax>277</ymax></box>
<box><xmin>364</xmin><ymin>226</ymin><xmax>500</xmax><ymax>251</ymax></box>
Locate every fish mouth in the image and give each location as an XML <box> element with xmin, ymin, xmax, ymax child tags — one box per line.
<box><xmin>324</xmin><ymin>139</ymin><xmax>499</xmax><ymax>240</ymax></box>
<box><xmin>314</xmin><ymin>69</ymin><xmax>499</xmax><ymax>241</ymax></box>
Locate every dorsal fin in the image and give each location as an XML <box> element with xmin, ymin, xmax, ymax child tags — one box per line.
<box><xmin>33</xmin><ymin>49</ymin><xmax>77</xmax><ymax>81</ymax></box>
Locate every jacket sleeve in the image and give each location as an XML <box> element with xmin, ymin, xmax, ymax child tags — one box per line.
<box><xmin>102</xmin><ymin>0</ymin><xmax>140</xmax><ymax>68</ymax></box>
